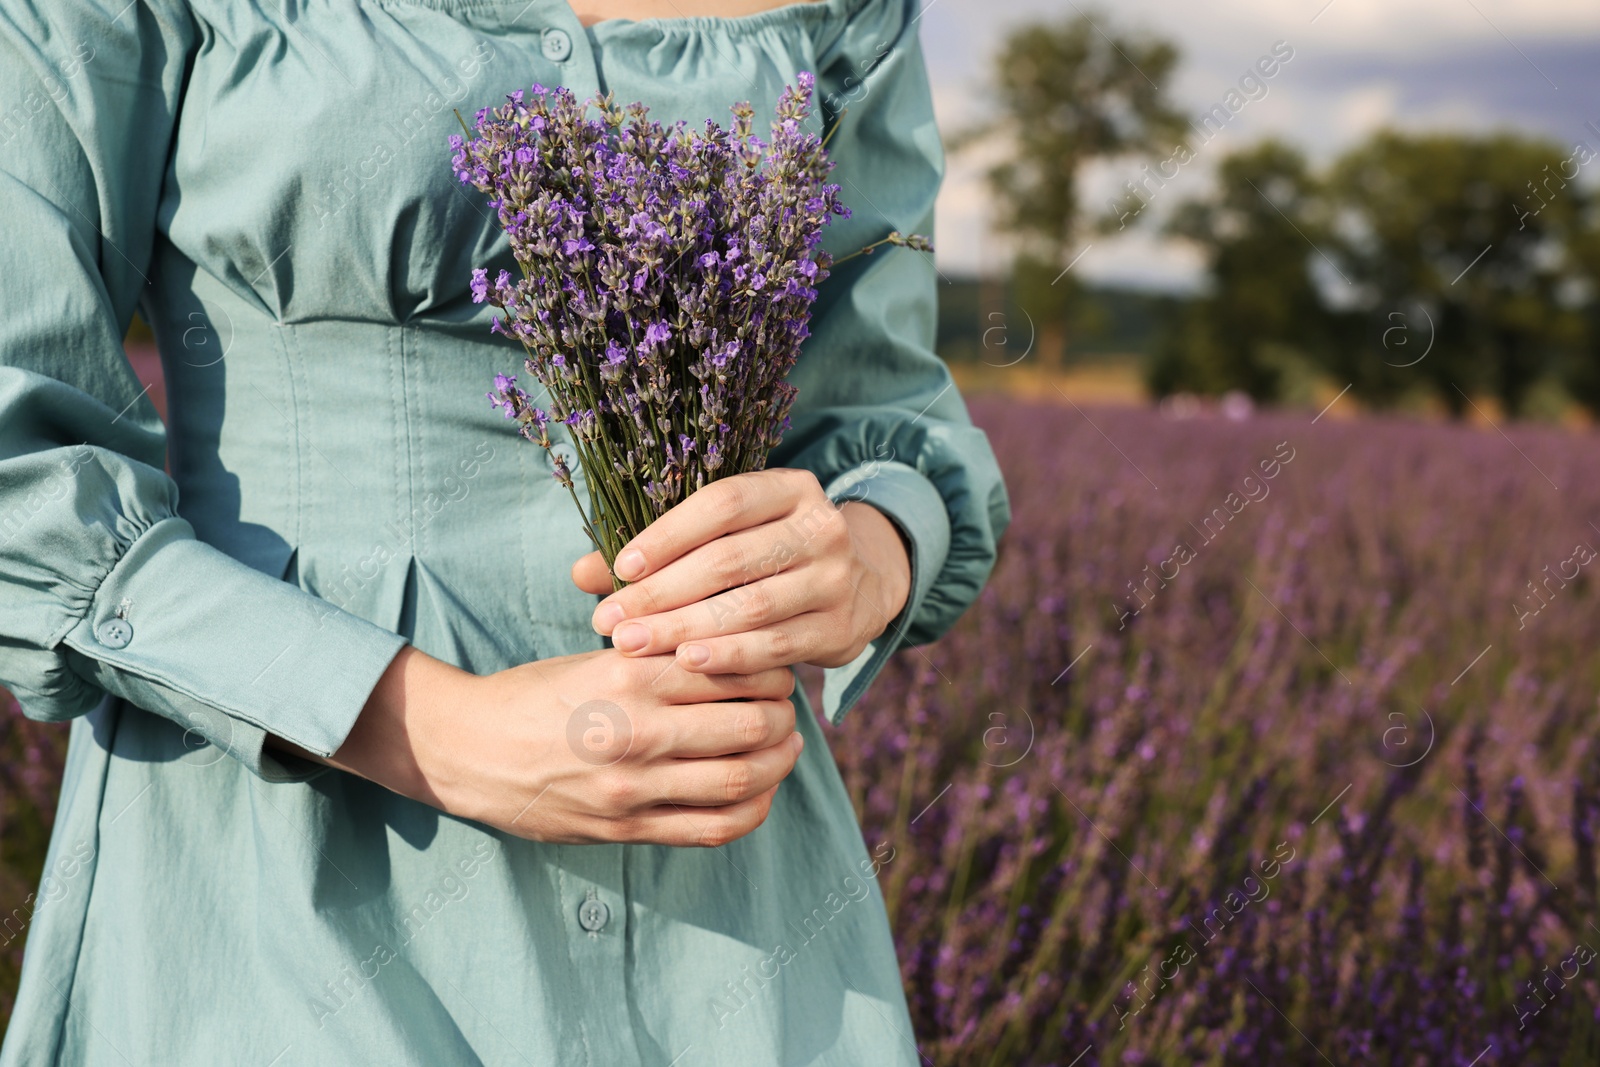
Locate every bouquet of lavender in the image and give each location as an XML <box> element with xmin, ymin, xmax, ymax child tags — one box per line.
<box><xmin>454</xmin><ymin>74</ymin><xmax>924</xmax><ymax>586</ymax></box>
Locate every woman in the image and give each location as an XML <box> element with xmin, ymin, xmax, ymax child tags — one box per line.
<box><xmin>0</xmin><ymin>0</ymin><xmax>1008</xmax><ymax>1062</ymax></box>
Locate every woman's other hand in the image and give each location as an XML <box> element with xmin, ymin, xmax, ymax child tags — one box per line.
<box><xmin>273</xmin><ymin>643</ymin><xmax>802</xmax><ymax>847</ymax></box>
<box><xmin>571</xmin><ymin>468</ymin><xmax>912</xmax><ymax>675</ymax></box>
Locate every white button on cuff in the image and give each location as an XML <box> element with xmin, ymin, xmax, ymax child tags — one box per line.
<box><xmin>542</xmin><ymin>28</ymin><xmax>573</xmax><ymax>62</ymax></box>
<box><xmin>549</xmin><ymin>443</ymin><xmax>578</xmax><ymax>470</ymax></box>
<box><xmin>95</xmin><ymin>617</ymin><xmax>133</xmax><ymax>650</ymax></box>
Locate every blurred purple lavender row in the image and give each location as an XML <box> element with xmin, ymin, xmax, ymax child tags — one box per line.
<box><xmin>0</xmin><ymin>689</ymin><xmax>67</xmax><ymax>1027</ymax></box>
<box><xmin>834</xmin><ymin>397</ymin><xmax>1600</xmax><ymax>1065</ymax></box>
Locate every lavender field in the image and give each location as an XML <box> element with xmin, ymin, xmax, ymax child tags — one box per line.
<box><xmin>837</xmin><ymin>396</ymin><xmax>1600</xmax><ymax>1065</ymax></box>
<box><xmin>6</xmin><ymin>396</ymin><xmax>1600</xmax><ymax>1063</ymax></box>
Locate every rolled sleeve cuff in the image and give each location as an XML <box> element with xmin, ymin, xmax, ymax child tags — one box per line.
<box><xmin>55</xmin><ymin>515</ymin><xmax>408</xmax><ymax>781</ymax></box>
<box><xmin>818</xmin><ymin>459</ymin><xmax>951</xmax><ymax>726</ymax></box>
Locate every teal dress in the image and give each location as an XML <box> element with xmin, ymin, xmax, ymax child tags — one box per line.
<box><xmin>0</xmin><ymin>0</ymin><xmax>1009</xmax><ymax>1062</ymax></box>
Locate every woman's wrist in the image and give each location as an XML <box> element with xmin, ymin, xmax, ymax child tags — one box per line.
<box><xmin>839</xmin><ymin>500</ymin><xmax>913</xmax><ymax>644</ymax></box>
<box><xmin>268</xmin><ymin>644</ymin><xmax>477</xmax><ymax>809</ymax></box>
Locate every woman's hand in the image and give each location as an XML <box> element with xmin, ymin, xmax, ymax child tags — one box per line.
<box><xmin>275</xmin><ymin>643</ymin><xmax>803</xmax><ymax>847</ymax></box>
<box><xmin>571</xmin><ymin>468</ymin><xmax>913</xmax><ymax>674</ymax></box>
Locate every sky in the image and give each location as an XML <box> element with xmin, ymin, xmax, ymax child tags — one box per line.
<box><xmin>916</xmin><ymin>0</ymin><xmax>1600</xmax><ymax>289</ymax></box>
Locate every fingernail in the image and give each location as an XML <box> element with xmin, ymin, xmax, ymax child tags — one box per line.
<box><xmin>681</xmin><ymin>644</ymin><xmax>711</xmax><ymax>667</ymax></box>
<box><xmin>790</xmin><ymin>732</ymin><xmax>805</xmax><ymax>755</ymax></box>
<box><xmin>593</xmin><ymin>602</ymin><xmax>625</xmax><ymax>633</ymax></box>
<box><xmin>615</xmin><ymin>549</ymin><xmax>647</xmax><ymax>581</ymax></box>
<box><xmin>612</xmin><ymin>622</ymin><xmax>649</xmax><ymax>653</ymax></box>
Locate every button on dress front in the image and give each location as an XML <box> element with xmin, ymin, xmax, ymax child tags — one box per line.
<box><xmin>0</xmin><ymin>0</ymin><xmax>1011</xmax><ymax>1063</ymax></box>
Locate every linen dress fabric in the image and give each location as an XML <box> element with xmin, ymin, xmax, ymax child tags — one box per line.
<box><xmin>0</xmin><ymin>0</ymin><xmax>1009</xmax><ymax>1062</ymax></box>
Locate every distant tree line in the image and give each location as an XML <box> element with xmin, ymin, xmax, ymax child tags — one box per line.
<box><xmin>971</xmin><ymin>11</ymin><xmax>1600</xmax><ymax>419</ymax></box>
<box><xmin>1153</xmin><ymin>133</ymin><xmax>1600</xmax><ymax>418</ymax></box>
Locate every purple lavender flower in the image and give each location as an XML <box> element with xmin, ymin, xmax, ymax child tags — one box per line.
<box><xmin>641</xmin><ymin>322</ymin><xmax>671</xmax><ymax>351</ymax></box>
<box><xmin>601</xmin><ymin>339</ymin><xmax>629</xmax><ymax>383</ymax></box>
<box><xmin>486</xmin><ymin>372</ymin><xmax>526</xmax><ymax>416</ymax></box>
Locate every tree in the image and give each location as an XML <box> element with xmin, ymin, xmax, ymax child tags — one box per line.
<box><xmin>1326</xmin><ymin>131</ymin><xmax>1583</xmax><ymax>418</ymax></box>
<box><xmin>1150</xmin><ymin>141</ymin><xmax>1329</xmax><ymax>401</ymax></box>
<box><xmin>972</xmin><ymin>12</ymin><xmax>1186</xmax><ymax>368</ymax></box>
<box><xmin>1561</xmin><ymin>191</ymin><xmax>1600</xmax><ymax>418</ymax></box>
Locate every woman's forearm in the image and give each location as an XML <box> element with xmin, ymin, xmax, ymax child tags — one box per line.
<box><xmin>266</xmin><ymin>644</ymin><xmax>471</xmax><ymax>809</ymax></box>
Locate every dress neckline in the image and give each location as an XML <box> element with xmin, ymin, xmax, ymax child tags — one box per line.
<box><xmin>571</xmin><ymin>0</ymin><xmax>833</xmax><ymax>30</ymax></box>
<box><xmin>389</xmin><ymin>0</ymin><xmax>857</xmax><ymax>35</ymax></box>
<box><xmin>578</xmin><ymin>0</ymin><xmax>851</xmax><ymax>35</ymax></box>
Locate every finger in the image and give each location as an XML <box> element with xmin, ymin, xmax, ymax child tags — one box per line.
<box><xmin>674</xmin><ymin>614</ymin><xmax>838</xmax><ymax>674</ymax></box>
<box><xmin>622</xmin><ymin>657</ymin><xmax>796</xmax><ymax>703</ymax></box>
<box><xmin>648</xmin><ymin>731</ymin><xmax>804</xmax><ymax>807</ymax></box>
<box><xmin>621</xmin><ymin>784</ymin><xmax>782</xmax><ymax>848</ymax></box>
<box><xmin>611</xmin><ymin>468</ymin><xmax>822</xmax><ymax>582</ymax></box>
<box><xmin>591</xmin><ymin>519</ymin><xmax>816</xmax><ymax>635</ymax></box>
<box><xmin>571</xmin><ymin>551</ymin><xmax>614</xmax><ymax>595</ymax></box>
<box><xmin>637</xmin><ymin>698</ymin><xmax>798</xmax><ymax>759</ymax></box>
<box><xmin>609</xmin><ymin>573</ymin><xmax>824</xmax><ymax>657</ymax></box>
<box><xmin>656</xmin><ymin>667</ymin><xmax>798</xmax><ymax>704</ymax></box>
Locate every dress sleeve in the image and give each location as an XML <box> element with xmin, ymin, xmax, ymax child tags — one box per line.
<box><xmin>770</xmin><ymin>0</ymin><xmax>1012</xmax><ymax>725</ymax></box>
<box><xmin>0</xmin><ymin>0</ymin><xmax>407</xmax><ymax>781</ymax></box>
